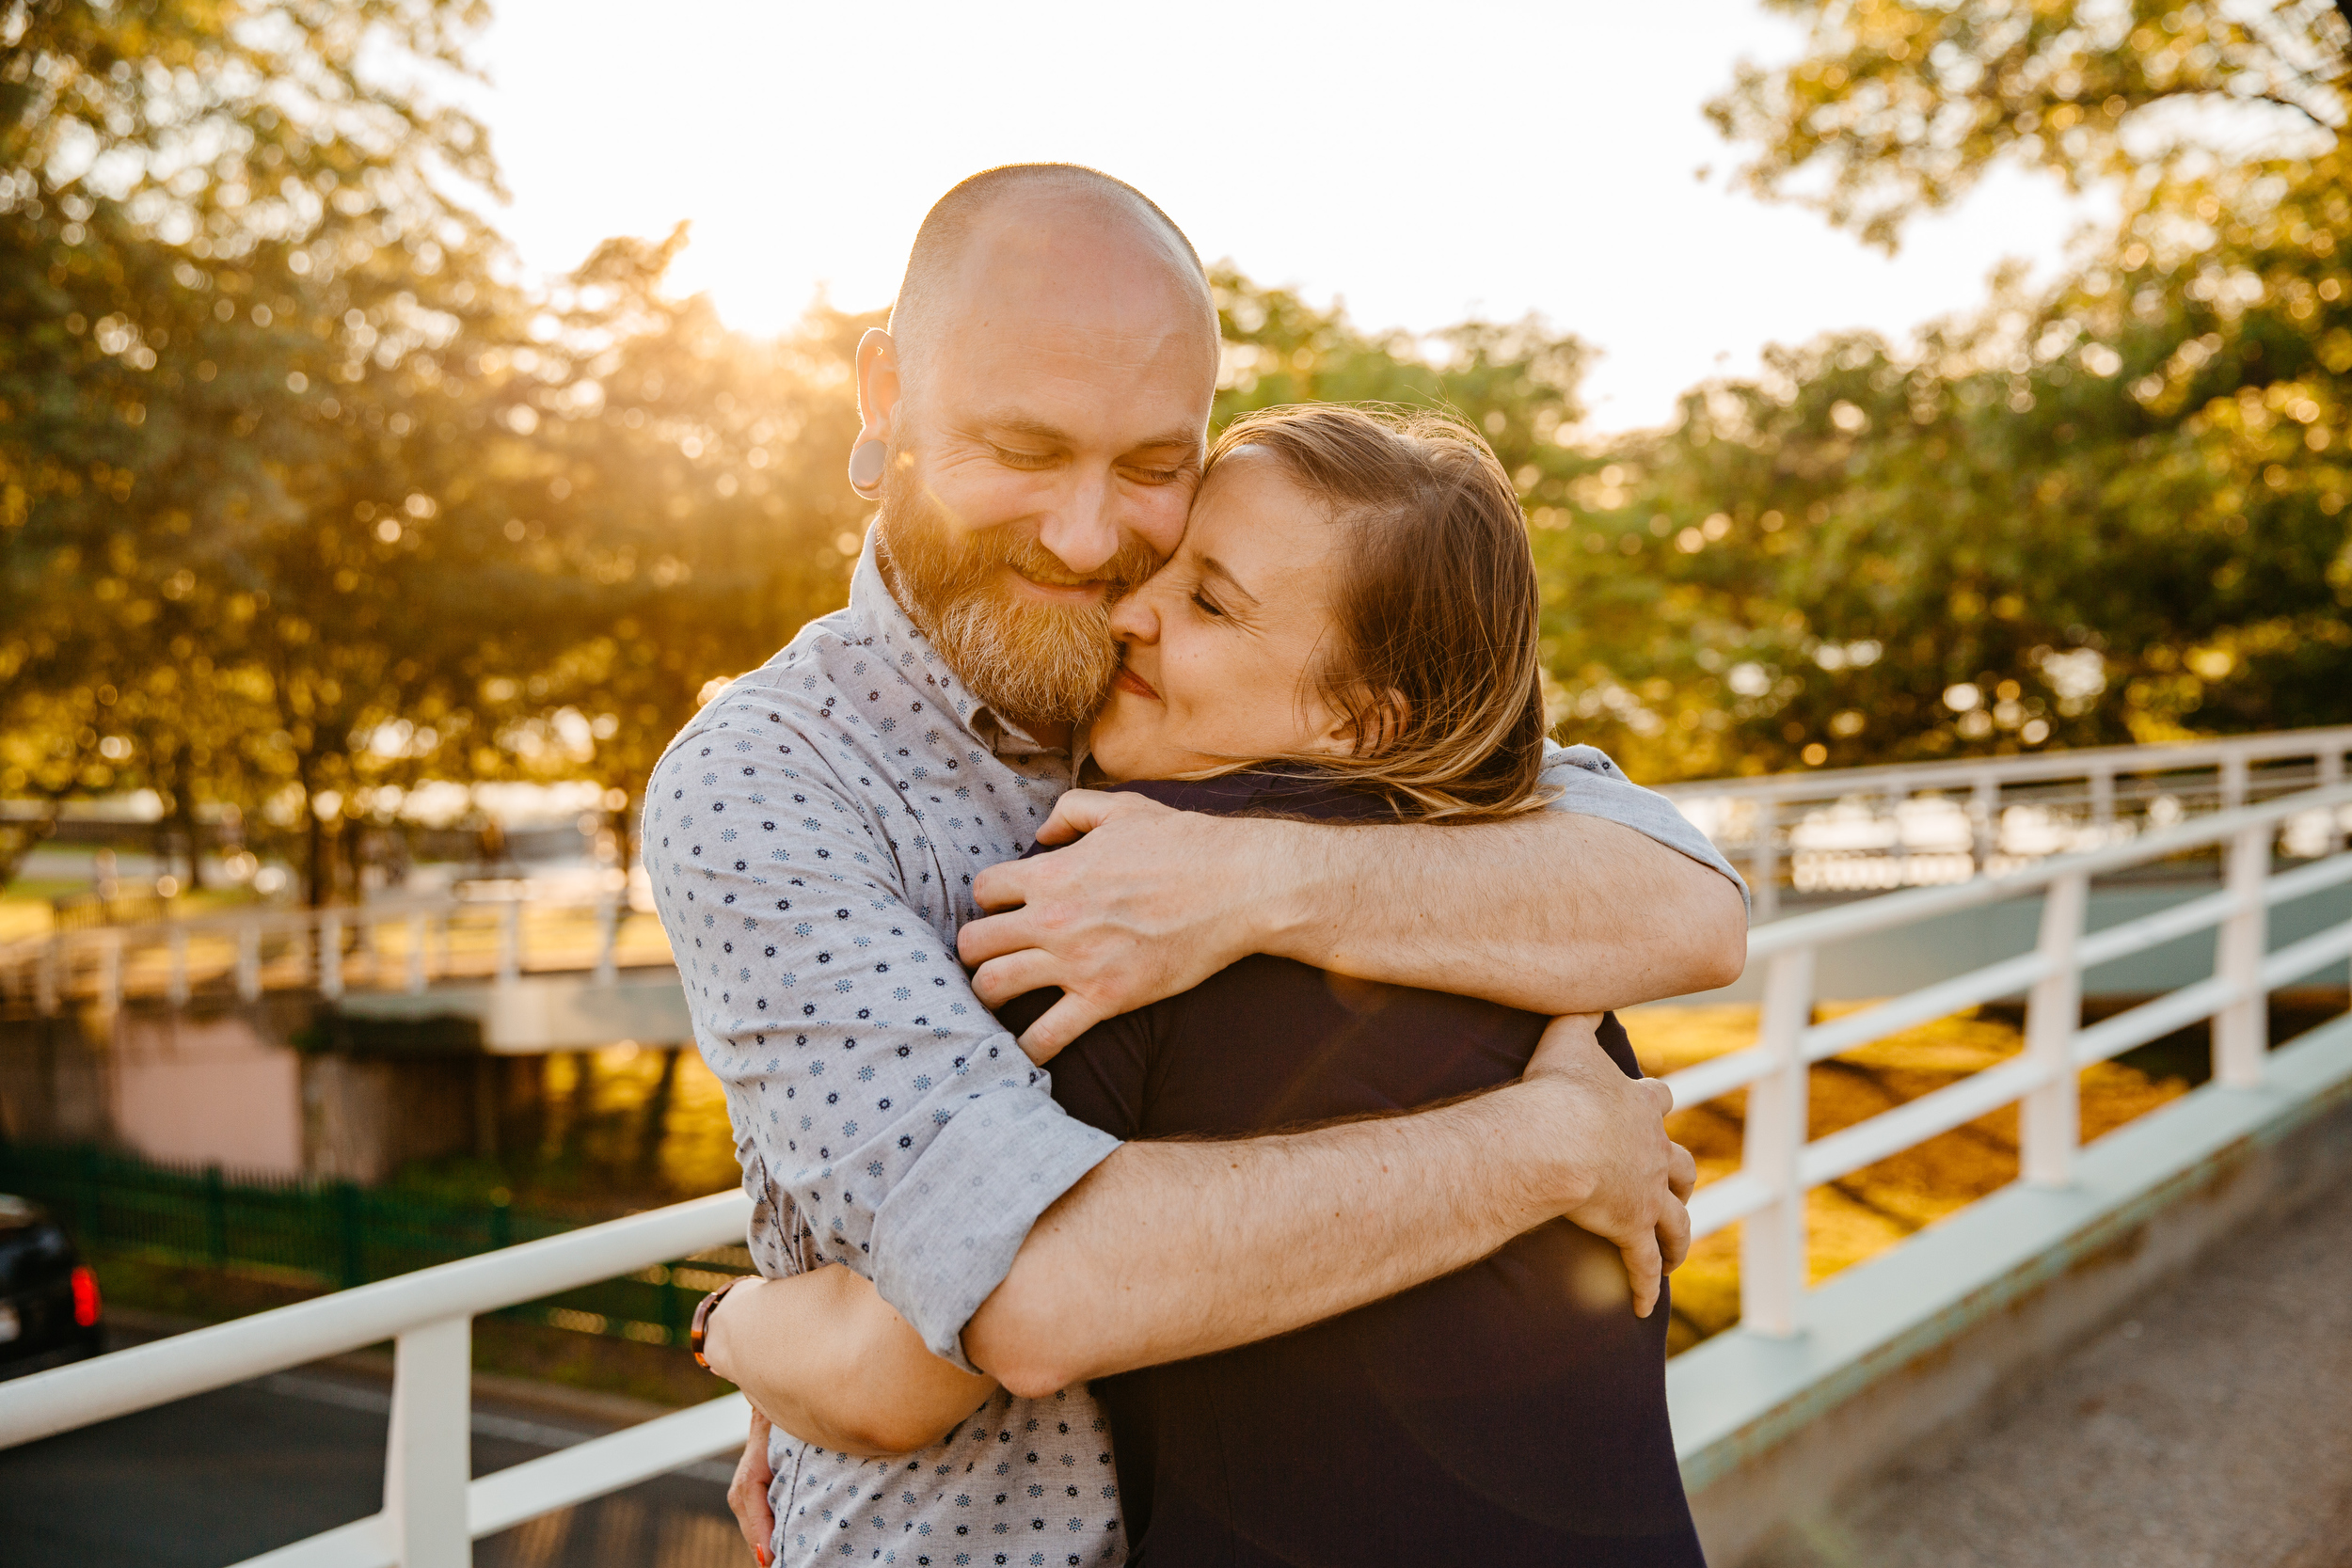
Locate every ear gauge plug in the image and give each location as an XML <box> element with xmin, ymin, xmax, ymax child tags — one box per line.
<box><xmin>849</xmin><ymin>439</ymin><xmax>886</xmax><ymax>499</ymax></box>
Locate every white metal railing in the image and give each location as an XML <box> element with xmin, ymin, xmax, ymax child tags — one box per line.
<box><xmin>1662</xmin><ymin>778</ymin><xmax>2352</xmax><ymax>1336</ymax></box>
<box><xmin>1660</xmin><ymin>723</ymin><xmax>2352</xmax><ymax>917</ymax></box>
<box><xmin>0</xmin><ymin>1192</ymin><xmax>755</xmax><ymax>1568</ymax></box>
<box><xmin>0</xmin><ymin>879</ymin><xmax>667</xmax><ymax>1015</ymax></box>
<box><xmin>3</xmin><ymin>784</ymin><xmax>2348</xmax><ymax>1564</ymax></box>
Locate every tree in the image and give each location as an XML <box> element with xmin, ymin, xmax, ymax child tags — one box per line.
<box><xmin>1540</xmin><ymin>0</ymin><xmax>2352</xmax><ymax>779</ymax></box>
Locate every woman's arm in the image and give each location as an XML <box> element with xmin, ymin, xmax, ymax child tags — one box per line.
<box><xmin>702</xmin><ymin>1265</ymin><xmax>998</xmax><ymax>1457</ymax></box>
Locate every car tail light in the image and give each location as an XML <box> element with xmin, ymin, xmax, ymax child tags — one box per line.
<box><xmin>71</xmin><ymin>1265</ymin><xmax>101</xmax><ymax>1328</ymax></box>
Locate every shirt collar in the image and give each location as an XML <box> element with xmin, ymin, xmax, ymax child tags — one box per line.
<box><xmin>846</xmin><ymin>524</ymin><xmax>1071</xmax><ymax>767</ymax></box>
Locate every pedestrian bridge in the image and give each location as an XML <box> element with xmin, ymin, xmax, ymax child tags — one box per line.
<box><xmin>5</xmin><ymin>724</ymin><xmax>2348</xmax><ymax>1041</ymax></box>
<box><xmin>5</xmin><ymin>730</ymin><xmax>2352</xmax><ymax>1565</ymax></box>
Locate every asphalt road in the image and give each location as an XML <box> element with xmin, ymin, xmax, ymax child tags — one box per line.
<box><xmin>0</xmin><ymin>1355</ymin><xmax>744</xmax><ymax>1568</ymax></box>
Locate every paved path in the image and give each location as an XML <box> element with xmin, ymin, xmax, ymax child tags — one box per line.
<box><xmin>0</xmin><ymin>1358</ymin><xmax>740</xmax><ymax>1568</ymax></box>
<box><xmin>1759</xmin><ymin>1171</ymin><xmax>2352</xmax><ymax>1568</ymax></box>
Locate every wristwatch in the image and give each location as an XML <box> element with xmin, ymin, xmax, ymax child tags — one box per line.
<box><xmin>690</xmin><ymin>1275</ymin><xmax>754</xmax><ymax>1370</ymax></box>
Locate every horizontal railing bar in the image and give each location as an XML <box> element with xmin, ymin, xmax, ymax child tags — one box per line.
<box><xmin>1800</xmin><ymin>1055</ymin><xmax>2052</xmax><ymax>1190</ymax></box>
<box><xmin>2262</xmin><ymin>921</ymin><xmax>2352</xmax><ymax>993</ymax></box>
<box><xmin>2073</xmin><ymin>974</ymin><xmax>2239</xmax><ymax>1069</ymax></box>
<box><xmin>231</xmin><ymin>1514</ymin><xmax>392</xmax><ymax>1568</ymax></box>
<box><xmin>466</xmin><ymin>1393</ymin><xmax>751</xmax><ymax>1539</ymax></box>
<box><xmin>0</xmin><ymin>1191</ymin><xmax>751</xmax><ymax>1450</ymax></box>
<box><xmin>1661</xmin><ymin>1045</ymin><xmax>1774</xmax><ymax>1110</ymax></box>
<box><xmin>1746</xmin><ymin>783</ymin><xmax>2352</xmax><ymax>958</ymax></box>
<box><xmin>2263</xmin><ymin>851</ymin><xmax>2352</xmax><ymax>907</ymax></box>
<box><xmin>1802</xmin><ymin>950</ymin><xmax>2054</xmax><ymax>1061</ymax></box>
<box><xmin>1659</xmin><ymin>726</ymin><xmax>2352</xmax><ymax>804</ymax></box>
<box><xmin>2074</xmin><ymin>888</ymin><xmax>2240</xmax><ymax>970</ymax></box>
<box><xmin>1686</xmin><ymin>1172</ymin><xmax>1775</xmax><ymax>1241</ymax></box>
<box><xmin>227</xmin><ymin>1394</ymin><xmax>753</xmax><ymax>1568</ymax></box>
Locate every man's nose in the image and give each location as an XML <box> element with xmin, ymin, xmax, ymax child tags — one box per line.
<box><xmin>1036</xmin><ymin>467</ymin><xmax>1119</xmax><ymax>578</ymax></box>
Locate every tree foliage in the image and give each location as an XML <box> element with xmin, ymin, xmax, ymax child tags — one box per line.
<box><xmin>1546</xmin><ymin>0</ymin><xmax>2352</xmax><ymax>780</ymax></box>
<box><xmin>10</xmin><ymin>0</ymin><xmax>2352</xmax><ymax>904</ymax></box>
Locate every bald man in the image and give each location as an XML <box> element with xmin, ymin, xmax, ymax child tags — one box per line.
<box><xmin>644</xmin><ymin>165</ymin><xmax>1745</xmax><ymax>1567</ymax></box>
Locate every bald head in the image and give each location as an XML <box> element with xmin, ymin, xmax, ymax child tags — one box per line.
<box><xmin>888</xmin><ymin>164</ymin><xmax>1215</xmax><ymax>391</ymax></box>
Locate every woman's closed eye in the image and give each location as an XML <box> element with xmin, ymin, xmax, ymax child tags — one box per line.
<box><xmin>1190</xmin><ymin>588</ymin><xmax>1227</xmax><ymax>619</ymax></box>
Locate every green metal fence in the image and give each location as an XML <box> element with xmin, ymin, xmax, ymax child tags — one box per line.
<box><xmin>0</xmin><ymin>1143</ymin><xmax>752</xmax><ymax>1348</ymax></box>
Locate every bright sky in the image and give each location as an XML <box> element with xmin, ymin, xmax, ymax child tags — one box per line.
<box><xmin>468</xmin><ymin>0</ymin><xmax>2110</xmax><ymax>433</ymax></box>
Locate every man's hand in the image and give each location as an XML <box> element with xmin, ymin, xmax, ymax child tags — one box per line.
<box><xmin>963</xmin><ymin>790</ymin><xmax>1276</xmax><ymax>1059</ymax></box>
<box><xmin>1522</xmin><ymin>1013</ymin><xmax>1697</xmax><ymax>1317</ymax></box>
<box><xmin>728</xmin><ymin>1410</ymin><xmax>774</xmax><ymax>1567</ymax></box>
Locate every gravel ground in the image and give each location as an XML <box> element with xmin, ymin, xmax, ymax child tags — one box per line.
<box><xmin>1756</xmin><ymin>1172</ymin><xmax>2352</xmax><ymax>1568</ymax></box>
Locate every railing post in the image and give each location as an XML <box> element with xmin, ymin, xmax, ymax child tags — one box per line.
<box><xmin>384</xmin><ymin>1314</ymin><xmax>473</xmax><ymax>1568</ymax></box>
<box><xmin>1740</xmin><ymin>944</ymin><xmax>1816</xmax><ymax>1338</ymax></box>
<box><xmin>2219</xmin><ymin>750</ymin><xmax>2249</xmax><ymax>812</ymax></box>
<box><xmin>2022</xmin><ymin>870</ymin><xmax>2089</xmax><ymax>1187</ymax></box>
<box><xmin>1750</xmin><ymin>799</ymin><xmax>1780</xmax><ymax>922</ymax></box>
<box><xmin>496</xmin><ymin>899</ymin><xmax>522</xmax><ymax>986</ymax></box>
<box><xmin>405</xmin><ymin>913</ymin><xmax>428</xmax><ymax>995</ymax></box>
<box><xmin>36</xmin><ymin>937</ymin><xmax>59</xmax><ymax>1016</ymax></box>
<box><xmin>320</xmin><ymin>911</ymin><xmax>345</xmax><ymax>1002</ymax></box>
<box><xmin>1884</xmin><ymin>788</ymin><xmax>1910</xmax><ymax>889</ymax></box>
<box><xmin>167</xmin><ymin>925</ymin><xmax>190</xmax><ymax>1007</ymax></box>
<box><xmin>2215</xmin><ymin>821</ymin><xmax>2272</xmax><ymax>1087</ymax></box>
<box><xmin>2090</xmin><ymin>767</ymin><xmax>2117</xmax><ymax>830</ymax></box>
<box><xmin>592</xmin><ymin>894</ymin><xmax>622</xmax><ymax>985</ymax></box>
<box><xmin>97</xmin><ymin>931</ymin><xmax>122</xmax><ymax>1013</ymax></box>
<box><xmin>1970</xmin><ymin>774</ymin><xmax>1999</xmax><ymax>875</ymax></box>
<box><xmin>235</xmin><ymin>919</ymin><xmax>262</xmax><ymax>1003</ymax></box>
<box><xmin>2322</xmin><ymin>748</ymin><xmax>2345</xmax><ymax>856</ymax></box>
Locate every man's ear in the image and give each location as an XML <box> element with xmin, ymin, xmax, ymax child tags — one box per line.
<box><xmin>854</xmin><ymin>328</ymin><xmax>902</xmax><ymax>446</ymax></box>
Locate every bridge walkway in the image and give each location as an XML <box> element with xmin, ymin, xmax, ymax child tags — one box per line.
<box><xmin>1759</xmin><ymin>1162</ymin><xmax>2352</xmax><ymax>1568</ymax></box>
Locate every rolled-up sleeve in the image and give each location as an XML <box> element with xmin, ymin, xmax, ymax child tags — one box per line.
<box><xmin>644</xmin><ymin>723</ymin><xmax>1117</xmax><ymax>1370</ymax></box>
<box><xmin>1538</xmin><ymin>740</ymin><xmax>1750</xmax><ymax>909</ymax></box>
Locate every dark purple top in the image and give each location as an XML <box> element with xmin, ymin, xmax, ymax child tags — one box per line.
<box><xmin>997</xmin><ymin>772</ymin><xmax>1704</xmax><ymax>1567</ymax></box>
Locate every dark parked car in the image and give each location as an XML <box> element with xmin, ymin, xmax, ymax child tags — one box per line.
<box><xmin>0</xmin><ymin>1194</ymin><xmax>103</xmax><ymax>1375</ymax></box>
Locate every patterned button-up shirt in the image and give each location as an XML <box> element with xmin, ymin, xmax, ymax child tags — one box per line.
<box><xmin>644</xmin><ymin>531</ymin><xmax>1742</xmax><ymax>1568</ymax></box>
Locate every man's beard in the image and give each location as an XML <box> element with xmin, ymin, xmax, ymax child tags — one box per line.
<box><xmin>876</xmin><ymin>460</ymin><xmax>1158</xmax><ymax>729</ymax></box>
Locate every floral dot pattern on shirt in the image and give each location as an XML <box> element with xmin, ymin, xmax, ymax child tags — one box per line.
<box><xmin>645</xmin><ymin>532</ymin><xmax>1125</xmax><ymax>1567</ymax></box>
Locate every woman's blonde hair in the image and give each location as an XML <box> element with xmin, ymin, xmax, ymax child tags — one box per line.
<box><xmin>1204</xmin><ymin>404</ymin><xmax>1549</xmax><ymax>821</ymax></box>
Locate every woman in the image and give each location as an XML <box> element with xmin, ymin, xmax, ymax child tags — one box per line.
<box><xmin>702</xmin><ymin>405</ymin><xmax>1704</xmax><ymax>1566</ymax></box>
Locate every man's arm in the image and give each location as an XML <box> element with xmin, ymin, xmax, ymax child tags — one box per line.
<box><xmin>963</xmin><ymin>788</ymin><xmax>1746</xmax><ymax>1058</ymax></box>
<box><xmin>706</xmin><ymin>1016</ymin><xmax>1693</xmax><ymax>1434</ymax></box>
<box><xmin>967</xmin><ymin>1013</ymin><xmax>1695</xmax><ymax>1399</ymax></box>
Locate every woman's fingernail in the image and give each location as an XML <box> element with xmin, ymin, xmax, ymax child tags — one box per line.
<box><xmin>755</xmin><ymin>1548</ymin><xmax>769</xmax><ymax>1567</ymax></box>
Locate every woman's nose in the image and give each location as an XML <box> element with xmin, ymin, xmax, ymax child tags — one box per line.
<box><xmin>1108</xmin><ymin>582</ymin><xmax>1159</xmax><ymax>642</ymax></box>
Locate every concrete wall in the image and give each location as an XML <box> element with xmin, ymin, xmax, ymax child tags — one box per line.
<box><xmin>110</xmin><ymin>999</ymin><xmax>310</xmax><ymax>1175</ymax></box>
<box><xmin>2</xmin><ymin>994</ymin><xmax>508</xmax><ymax>1184</ymax></box>
<box><xmin>0</xmin><ymin>1009</ymin><xmax>111</xmax><ymax>1146</ymax></box>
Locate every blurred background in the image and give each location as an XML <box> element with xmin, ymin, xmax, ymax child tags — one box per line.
<box><xmin>7</xmin><ymin>0</ymin><xmax>2347</xmax><ymax>915</ymax></box>
<box><xmin>3</xmin><ymin>6</ymin><xmax>2351</xmax><ymax>1562</ymax></box>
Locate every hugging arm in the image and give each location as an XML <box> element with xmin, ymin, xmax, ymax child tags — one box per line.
<box><xmin>704</xmin><ymin>1264</ymin><xmax>996</xmax><ymax>1458</ymax></box>
<box><xmin>705</xmin><ymin>1012</ymin><xmax>1691</xmax><ymax>1444</ymax></box>
<box><xmin>961</xmin><ymin>752</ymin><xmax>1747</xmax><ymax>1059</ymax></box>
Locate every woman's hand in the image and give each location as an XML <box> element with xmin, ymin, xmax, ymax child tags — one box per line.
<box><xmin>727</xmin><ymin>1408</ymin><xmax>775</xmax><ymax>1567</ymax></box>
<box><xmin>703</xmin><ymin>1265</ymin><xmax>1000</xmax><ymax>1458</ymax></box>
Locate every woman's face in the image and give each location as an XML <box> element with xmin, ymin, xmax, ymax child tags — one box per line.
<box><xmin>1088</xmin><ymin>450</ymin><xmax>1356</xmax><ymax>783</ymax></box>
